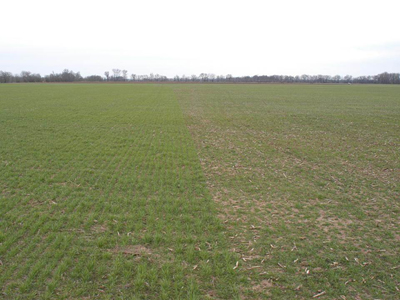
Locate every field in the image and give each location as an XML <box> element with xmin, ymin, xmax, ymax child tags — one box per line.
<box><xmin>0</xmin><ymin>84</ymin><xmax>399</xmax><ymax>299</ymax></box>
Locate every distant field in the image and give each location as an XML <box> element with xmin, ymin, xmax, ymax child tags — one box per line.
<box><xmin>0</xmin><ymin>84</ymin><xmax>399</xmax><ymax>299</ymax></box>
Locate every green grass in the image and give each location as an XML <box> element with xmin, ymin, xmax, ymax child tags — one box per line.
<box><xmin>1</xmin><ymin>83</ymin><xmax>399</xmax><ymax>299</ymax></box>
<box><xmin>0</xmin><ymin>84</ymin><xmax>241</xmax><ymax>299</ymax></box>
<box><xmin>175</xmin><ymin>84</ymin><xmax>400</xmax><ymax>299</ymax></box>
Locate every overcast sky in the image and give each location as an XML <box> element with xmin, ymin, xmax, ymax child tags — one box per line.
<box><xmin>1</xmin><ymin>0</ymin><xmax>399</xmax><ymax>77</ymax></box>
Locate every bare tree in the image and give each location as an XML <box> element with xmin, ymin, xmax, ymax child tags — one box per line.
<box><xmin>344</xmin><ymin>75</ymin><xmax>353</xmax><ymax>83</ymax></box>
<box><xmin>333</xmin><ymin>75</ymin><xmax>341</xmax><ymax>83</ymax></box>
<box><xmin>20</xmin><ymin>71</ymin><xmax>32</xmax><ymax>82</ymax></box>
<box><xmin>215</xmin><ymin>75</ymin><xmax>223</xmax><ymax>82</ymax></box>
<box><xmin>0</xmin><ymin>71</ymin><xmax>14</xmax><ymax>83</ymax></box>
<box><xmin>112</xmin><ymin>69</ymin><xmax>121</xmax><ymax>81</ymax></box>
<box><xmin>199</xmin><ymin>73</ymin><xmax>208</xmax><ymax>81</ymax></box>
<box><xmin>2</xmin><ymin>68</ymin><xmax>399</xmax><ymax>85</ymax></box>
<box><xmin>122</xmin><ymin>70</ymin><xmax>128</xmax><ymax>81</ymax></box>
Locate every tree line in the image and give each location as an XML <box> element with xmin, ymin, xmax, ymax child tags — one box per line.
<box><xmin>1</xmin><ymin>69</ymin><xmax>399</xmax><ymax>84</ymax></box>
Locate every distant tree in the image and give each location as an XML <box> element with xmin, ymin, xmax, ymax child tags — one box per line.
<box><xmin>75</xmin><ymin>72</ymin><xmax>83</xmax><ymax>81</ymax></box>
<box><xmin>112</xmin><ymin>69</ymin><xmax>121</xmax><ymax>81</ymax></box>
<box><xmin>85</xmin><ymin>75</ymin><xmax>103</xmax><ymax>81</ymax></box>
<box><xmin>61</xmin><ymin>69</ymin><xmax>72</xmax><ymax>82</ymax></box>
<box><xmin>17</xmin><ymin>71</ymin><xmax>41</xmax><ymax>82</ymax></box>
<box><xmin>199</xmin><ymin>73</ymin><xmax>208</xmax><ymax>81</ymax></box>
<box><xmin>122</xmin><ymin>70</ymin><xmax>128</xmax><ymax>81</ymax></box>
<box><xmin>216</xmin><ymin>75</ymin><xmax>225</xmax><ymax>82</ymax></box>
<box><xmin>344</xmin><ymin>75</ymin><xmax>353</xmax><ymax>83</ymax></box>
<box><xmin>1</xmin><ymin>68</ymin><xmax>399</xmax><ymax>85</ymax></box>
<box><xmin>0</xmin><ymin>71</ymin><xmax>13</xmax><ymax>83</ymax></box>
<box><xmin>57</xmin><ymin>69</ymin><xmax>82</xmax><ymax>82</ymax></box>
<box><xmin>391</xmin><ymin>73</ymin><xmax>400</xmax><ymax>84</ymax></box>
<box><xmin>20</xmin><ymin>71</ymin><xmax>31</xmax><ymax>82</ymax></box>
<box><xmin>42</xmin><ymin>69</ymin><xmax>81</xmax><ymax>82</ymax></box>
<box><xmin>300</xmin><ymin>74</ymin><xmax>309</xmax><ymax>82</ymax></box>
<box><xmin>333</xmin><ymin>75</ymin><xmax>341</xmax><ymax>83</ymax></box>
<box><xmin>377</xmin><ymin>72</ymin><xmax>390</xmax><ymax>84</ymax></box>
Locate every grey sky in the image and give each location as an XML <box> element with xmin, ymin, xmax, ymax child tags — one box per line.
<box><xmin>1</xmin><ymin>0</ymin><xmax>399</xmax><ymax>77</ymax></box>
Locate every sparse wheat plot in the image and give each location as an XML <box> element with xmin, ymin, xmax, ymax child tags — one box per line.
<box><xmin>1</xmin><ymin>84</ymin><xmax>399</xmax><ymax>299</ymax></box>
